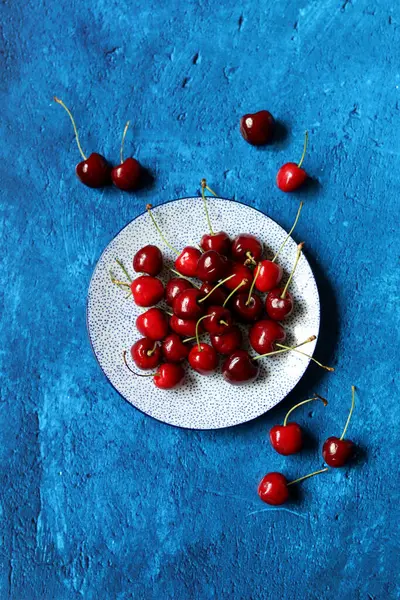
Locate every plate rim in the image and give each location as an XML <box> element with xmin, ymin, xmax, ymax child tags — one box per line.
<box><xmin>86</xmin><ymin>195</ymin><xmax>321</xmax><ymax>430</ymax></box>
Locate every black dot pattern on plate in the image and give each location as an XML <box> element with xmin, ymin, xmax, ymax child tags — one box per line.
<box><xmin>87</xmin><ymin>197</ymin><xmax>320</xmax><ymax>430</ymax></box>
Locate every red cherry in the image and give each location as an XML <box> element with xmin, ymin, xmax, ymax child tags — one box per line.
<box><xmin>222</xmin><ymin>350</ymin><xmax>259</xmax><ymax>385</ymax></box>
<box><xmin>323</xmin><ymin>386</ymin><xmax>356</xmax><ymax>467</ymax></box>
<box><xmin>203</xmin><ymin>305</ymin><xmax>233</xmax><ymax>335</ymax></box>
<box><xmin>112</xmin><ymin>157</ymin><xmax>141</xmax><ymax>191</ymax></box>
<box><xmin>196</xmin><ymin>250</ymin><xmax>228</xmax><ymax>282</ymax></box>
<box><xmin>265</xmin><ymin>288</ymin><xmax>294</xmax><ymax>320</ymax></box>
<box><xmin>173</xmin><ymin>288</ymin><xmax>204</xmax><ymax>320</ymax></box>
<box><xmin>224</xmin><ymin>262</ymin><xmax>253</xmax><ymax>292</ymax></box>
<box><xmin>54</xmin><ymin>97</ymin><xmax>111</xmax><ymax>188</ymax></box>
<box><xmin>199</xmin><ymin>282</ymin><xmax>228</xmax><ymax>307</ymax></box>
<box><xmin>170</xmin><ymin>315</ymin><xmax>201</xmax><ymax>338</ymax></box>
<box><xmin>188</xmin><ymin>342</ymin><xmax>218</xmax><ymax>375</ymax></box>
<box><xmin>131</xmin><ymin>275</ymin><xmax>164</xmax><ymax>307</ymax></box>
<box><xmin>277</xmin><ymin>131</ymin><xmax>309</xmax><ymax>192</ymax></box>
<box><xmin>154</xmin><ymin>363</ymin><xmax>185</xmax><ymax>389</ymax></box>
<box><xmin>232</xmin><ymin>292</ymin><xmax>263</xmax><ymax>323</ymax></box>
<box><xmin>258</xmin><ymin>473</ymin><xmax>289</xmax><ymax>505</ymax></box>
<box><xmin>210</xmin><ymin>327</ymin><xmax>242</xmax><ymax>355</ymax></box>
<box><xmin>231</xmin><ymin>234</ymin><xmax>262</xmax><ymax>265</ymax></box>
<box><xmin>175</xmin><ymin>246</ymin><xmax>202</xmax><ymax>277</ymax></box>
<box><xmin>240</xmin><ymin>110</ymin><xmax>275</xmax><ymax>146</ymax></box>
<box><xmin>136</xmin><ymin>308</ymin><xmax>169</xmax><ymax>340</ymax></box>
<box><xmin>162</xmin><ymin>334</ymin><xmax>190</xmax><ymax>363</ymax></box>
<box><xmin>249</xmin><ymin>320</ymin><xmax>286</xmax><ymax>354</ymax></box>
<box><xmin>133</xmin><ymin>245</ymin><xmax>163</xmax><ymax>276</ymax></box>
<box><xmin>255</xmin><ymin>260</ymin><xmax>283</xmax><ymax>293</ymax></box>
<box><xmin>130</xmin><ymin>338</ymin><xmax>161</xmax><ymax>370</ymax></box>
<box><xmin>165</xmin><ymin>278</ymin><xmax>193</xmax><ymax>306</ymax></box>
<box><xmin>200</xmin><ymin>232</ymin><xmax>231</xmax><ymax>255</ymax></box>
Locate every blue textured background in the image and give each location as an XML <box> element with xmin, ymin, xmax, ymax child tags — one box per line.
<box><xmin>1</xmin><ymin>0</ymin><xmax>399</xmax><ymax>598</ymax></box>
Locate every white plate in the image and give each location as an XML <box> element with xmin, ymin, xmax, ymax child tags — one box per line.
<box><xmin>87</xmin><ymin>197</ymin><xmax>320</xmax><ymax>430</ymax></box>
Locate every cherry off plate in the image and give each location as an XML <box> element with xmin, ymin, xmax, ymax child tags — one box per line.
<box><xmin>87</xmin><ymin>197</ymin><xmax>320</xmax><ymax>430</ymax></box>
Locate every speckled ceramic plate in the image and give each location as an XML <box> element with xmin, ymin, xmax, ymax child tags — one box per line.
<box><xmin>87</xmin><ymin>197</ymin><xmax>320</xmax><ymax>430</ymax></box>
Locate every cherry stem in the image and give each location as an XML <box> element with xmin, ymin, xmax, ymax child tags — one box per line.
<box><xmin>111</xmin><ymin>277</ymin><xmax>130</xmax><ymax>288</ymax></box>
<box><xmin>288</xmin><ymin>467</ymin><xmax>328</xmax><ymax>487</ymax></box>
<box><xmin>340</xmin><ymin>385</ymin><xmax>356</xmax><ymax>440</ymax></box>
<box><xmin>146</xmin><ymin>204</ymin><xmax>179</xmax><ymax>255</ymax></box>
<box><xmin>253</xmin><ymin>336</ymin><xmax>316</xmax><ymax>361</ymax></box>
<box><xmin>281</xmin><ymin>242</ymin><xmax>304</xmax><ymax>299</ymax></box>
<box><xmin>123</xmin><ymin>351</ymin><xmax>155</xmax><ymax>377</ymax></box>
<box><xmin>54</xmin><ymin>97</ymin><xmax>87</xmax><ymax>161</ymax></box>
<box><xmin>198</xmin><ymin>274</ymin><xmax>235</xmax><ymax>304</ymax></box>
<box><xmin>195</xmin><ymin>315</ymin><xmax>210</xmax><ymax>351</ymax></box>
<box><xmin>110</xmin><ymin>270</ymin><xmax>128</xmax><ymax>291</ymax></box>
<box><xmin>272</xmin><ymin>202</ymin><xmax>303</xmax><ymax>263</ymax></box>
<box><xmin>147</xmin><ymin>342</ymin><xmax>159</xmax><ymax>357</ymax></box>
<box><xmin>275</xmin><ymin>343</ymin><xmax>334</xmax><ymax>371</ymax></box>
<box><xmin>120</xmin><ymin>120</ymin><xmax>130</xmax><ymax>164</ymax></box>
<box><xmin>244</xmin><ymin>251</ymin><xmax>257</xmax><ymax>266</ymax></box>
<box><xmin>246</xmin><ymin>264</ymin><xmax>260</xmax><ymax>305</ymax></box>
<box><xmin>223</xmin><ymin>279</ymin><xmax>247</xmax><ymax>306</ymax></box>
<box><xmin>220</xmin><ymin>320</ymin><xmax>229</xmax><ymax>327</ymax></box>
<box><xmin>116</xmin><ymin>259</ymin><xmax>132</xmax><ymax>283</ymax></box>
<box><xmin>201</xmin><ymin>179</ymin><xmax>214</xmax><ymax>236</ymax></box>
<box><xmin>169</xmin><ymin>268</ymin><xmax>200</xmax><ymax>288</ymax></box>
<box><xmin>283</xmin><ymin>395</ymin><xmax>328</xmax><ymax>427</ymax></box>
<box><xmin>182</xmin><ymin>336</ymin><xmax>197</xmax><ymax>343</ymax></box>
<box><xmin>297</xmin><ymin>130</ymin><xmax>309</xmax><ymax>169</ymax></box>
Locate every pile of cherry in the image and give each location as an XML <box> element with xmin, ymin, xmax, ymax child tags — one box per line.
<box><xmin>112</xmin><ymin>182</ymin><xmax>333</xmax><ymax>391</ymax></box>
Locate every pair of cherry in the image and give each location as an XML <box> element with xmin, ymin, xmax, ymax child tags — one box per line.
<box><xmin>240</xmin><ymin>110</ymin><xmax>310</xmax><ymax>192</ymax></box>
<box><xmin>54</xmin><ymin>97</ymin><xmax>141</xmax><ymax>191</ymax></box>
<box><xmin>258</xmin><ymin>386</ymin><xmax>356</xmax><ymax>505</ymax></box>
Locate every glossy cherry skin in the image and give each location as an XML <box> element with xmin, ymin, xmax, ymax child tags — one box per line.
<box><xmin>277</xmin><ymin>163</ymin><xmax>307</xmax><ymax>192</ymax></box>
<box><xmin>224</xmin><ymin>262</ymin><xmax>253</xmax><ymax>292</ymax></box>
<box><xmin>222</xmin><ymin>350</ymin><xmax>259</xmax><ymax>385</ymax></box>
<box><xmin>133</xmin><ymin>245</ymin><xmax>163</xmax><ymax>276</ymax></box>
<box><xmin>173</xmin><ymin>288</ymin><xmax>204</xmax><ymax>320</ymax></box>
<box><xmin>131</xmin><ymin>275</ymin><xmax>164</xmax><ymax>307</ymax></box>
<box><xmin>154</xmin><ymin>363</ymin><xmax>185</xmax><ymax>389</ymax></box>
<box><xmin>204</xmin><ymin>306</ymin><xmax>234</xmax><ymax>335</ymax></box>
<box><xmin>266</xmin><ymin>288</ymin><xmax>294</xmax><ymax>320</ymax></box>
<box><xmin>165</xmin><ymin>278</ymin><xmax>192</xmax><ymax>306</ymax></box>
<box><xmin>270</xmin><ymin>423</ymin><xmax>303</xmax><ymax>456</ymax></box>
<box><xmin>232</xmin><ymin>234</ymin><xmax>262</xmax><ymax>264</ymax></box>
<box><xmin>188</xmin><ymin>343</ymin><xmax>218</xmax><ymax>375</ymax></box>
<box><xmin>249</xmin><ymin>319</ymin><xmax>286</xmax><ymax>354</ymax></box>
<box><xmin>210</xmin><ymin>327</ymin><xmax>242</xmax><ymax>356</ymax></box>
<box><xmin>199</xmin><ymin>282</ymin><xmax>228</xmax><ymax>307</ymax></box>
<box><xmin>136</xmin><ymin>308</ymin><xmax>169</xmax><ymax>341</ymax></box>
<box><xmin>255</xmin><ymin>260</ymin><xmax>283</xmax><ymax>293</ymax></box>
<box><xmin>200</xmin><ymin>232</ymin><xmax>231</xmax><ymax>256</ymax></box>
<box><xmin>196</xmin><ymin>250</ymin><xmax>228</xmax><ymax>283</ymax></box>
<box><xmin>76</xmin><ymin>153</ymin><xmax>111</xmax><ymax>188</ymax></box>
<box><xmin>175</xmin><ymin>246</ymin><xmax>201</xmax><ymax>277</ymax></box>
<box><xmin>170</xmin><ymin>315</ymin><xmax>201</xmax><ymax>338</ymax></box>
<box><xmin>240</xmin><ymin>110</ymin><xmax>275</xmax><ymax>146</ymax></box>
<box><xmin>111</xmin><ymin>157</ymin><xmax>141</xmax><ymax>191</ymax></box>
<box><xmin>258</xmin><ymin>472</ymin><xmax>289</xmax><ymax>505</ymax></box>
<box><xmin>131</xmin><ymin>338</ymin><xmax>161</xmax><ymax>370</ymax></box>
<box><xmin>162</xmin><ymin>334</ymin><xmax>190</xmax><ymax>363</ymax></box>
<box><xmin>322</xmin><ymin>437</ymin><xmax>355</xmax><ymax>467</ymax></box>
<box><xmin>232</xmin><ymin>292</ymin><xmax>263</xmax><ymax>323</ymax></box>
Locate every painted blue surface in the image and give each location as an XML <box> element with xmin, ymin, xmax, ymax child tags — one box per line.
<box><xmin>0</xmin><ymin>0</ymin><xmax>399</xmax><ymax>598</ymax></box>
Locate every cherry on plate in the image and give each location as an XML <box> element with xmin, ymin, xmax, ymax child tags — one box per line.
<box><xmin>165</xmin><ymin>277</ymin><xmax>193</xmax><ymax>306</ymax></box>
<box><xmin>188</xmin><ymin>343</ymin><xmax>218</xmax><ymax>375</ymax></box>
<box><xmin>231</xmin><ymin>234</ymin><xmax>262</xmax><ymax>265</ymax></box>
<box><xmin>203</xmin><ymin>305</ymin><xmax>233</xmax><ymax>335</ymax></box>
<box><xmin>131</xmin><ymin>338</ymin><xmax>161</xmax><ymax>370</ymax></box>
<box><xmin>224</xmin><ymin>262</ymin><xmax>253</xmax><ymax>292</ymax></box>
<box><xmin>131</xmin><ymin>275</ymin><xmax>164</xmax><ymax>307</ymax></box>
<box><xmin>197</xmin><ymin>250</ymin><xmax>228</xmax><ymax>282</ymax></box>
<box><xmin>173</xmin><ymin>288</ymin><xmax>204</xmax><ymax>320</ymax></box>
<box><xmin>133</xmin><ymin>245</ymin><xmax>163</xmax><ymax>276</ymax></box>
<box><xmin>199</xmin><ymin>282</ymin><xmax>228</xmax><ymax>307</ymax></box>
<box><xmin>154</xmin><ymin>363</ymin><xmax>185</xmax><ymax>389</ymax></box>
<box><xmin>170</xmin><ymin>315</ymin><xmax>200</xmax><ymax>338</ymax></box>
<box><xmin>249</xmin><ymin>319</ymin><xmax>286</xmax><ymax>354</ymax></box>
<box><xmin>232</xmin><ymin>292</ymin><xmax>263</xmax><ymax>323</ymax></box>
<box><xmin>136</xmin><ymin>307</ymin><xmax>169</xmax><ymax>340</ymax></box>
<box><xmin>222</xmin><ymin>350</ymin><xmax>259</xmax><ymax>385</ymax></box>
<box><xmin>162</xmin><ymin>334</ymin><xmax>190</xmax><ymax>363</ymax></box>
<box><xmin>210</xmin><ymin>327</ymin><xmax>242</xmax><ymax>355</ymax></box>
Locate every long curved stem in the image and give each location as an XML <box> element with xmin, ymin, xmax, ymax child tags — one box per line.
<box><xmin>253</xmin><ymin>336</ymin><xmax>316</xmax><ymax>361</ymax></box>
<box><xmin>275</xmin><ymin>343</ymin><xmax>334</xmax><ymax>371</ymax></box>
<box><xmin>123</xmin><ymin>351</ymin><xmax>155</xmax><ymax>376</ymax></box>
<box><xmin>223</xmin><ymin>279</ymin><xmax>247</xmax><ymax>307</ymax></box>
<box><xmin>246</xmin><ymin>264</ymin><xmax>260</xmax><ymax>305</ymax></box>
<box><xmin>146</xmin><ymin>204</ymin><xmax>179</xmax><ymax>255</ymax></box>
<box><xmin>340</xmin><ymin>386</ymin><xmax>356</xmax><ymax>440</ymax></box>
<box><xmin>283</xmin><ymin>396</ymin><xmax>327</xmax><ymax>426</ymax></box>
<box><xmin>54</xmin><ymin>97</ymin><xmax>87</xmax><ymax>160</ymax></box>
<box><xmin>298</xmin><ymin>131</ymin><xmax>309</xmax><ymax>169</ymax></box>
<box><xmin>272</xmin><ymin>202</ymin><xmax>303</xmax><ymax>263</ymax></box>
<box><xmin>288</xmin><ymin>467</ymin><xmax>328</xmax><ymax>487</ymax></box>
<box><xmin>195</xmin><ymin>315</ymin><xmax>210</xmax><ymax>351</ymax></box>
<box><xmin>281</xmin><ymin>242</ymin><xmax>304</xmax><ymax>299</ymax></box>
<box><xmin>200</xmin><ymin>179</ymin><xmax>214</xmax><ymax>236</ymax></box>
<box><xmin>120</xmin><ymin>120</ymin><xmax>130</xmax><ymax>163</ymax></box>
<box><xmin>198</xmin><ymin>274</ymin><xmax>235</xmax><ymax>304</ymax></box>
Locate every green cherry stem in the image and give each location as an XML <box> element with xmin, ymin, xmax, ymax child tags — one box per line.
<box><xmin>340</xmin><ymin>386</ymin><xmax>356</xmax><ymax>440</ymax></box>
<box><xmin>288</xmin><ymin>467</ymin><xmax>328</xmax><ymax>487</ymax></box>
<box><xmin>200</xmin><ymin>178</ymin><xmax>214</xmax><ymax>236</ymax></box>
<box><xmin>281</xmin><ymin>242</ymin><xmax>304</xmax><ymax>299</ymax></box>
<box><xmin>246</xmin><ymin>264</ymin><xmax>261</xmax><ymax>305</ymax></box>
<box><xmin>120</xmin><ymin>120</ymin><xmax>130</xmax><ymax>164</ymax></box>
<box><xmin>298</xmin><ymin>131</ymin><xmax>309</xmax><ymax>169</ymax></box>
<box><xmin>283</xmin><ymin>395</ymin><xmax>328</xmax><ymax>427</ymax></box>
<box><xmin>146</xmin><ymin>204</ymin><xmax>180</xmax><ymax>255</ymax></box>
<box><xmin>123</xmin><ymin>350</ymin><xmax>155</xmax><ymax>377</ymax></box>
<box><xmin>147</xmin><ymin>342</ymin><xmax>159</xmax><ymax>357</ymax></box>
<box><xmin>275</xmin><ymin>342</ymin><xmax>334</xmax><ymax>371</ymax></box>
<box><xmin>195</xmin><ymin>315</ymin><xmax>210</xmax><ymax>351</ymax></box>
<box><xmin>198</xmin><ymin>274</ymin><xmax>235</xmax><ymax>304</ymax></box>
<box><xmin>219</xmin><ymin>320</ymin><xmax>229</xmax><ymax>327</ymax></box>
<box><xmin>111</xmin><ymin>277</ymin><xmax>130</xmax><ymax>288</ymax></box>
<box><xmin>54</xmin><ymin>96</ymin><xmax>87</xmax><ymax>161</ymax></box>
<box><xmin>272</xmin><ymin>202</ymin><xmax>304</xmax><ymax>263</ymax></box>
<box><xmin>116</xmin><ymin>259</ymin><xmax>133</xmax><ymax>283</ymax></box>
<box><xmin>169</xmin><ymin>268</ymin><xmax>200</xmax><ymax>288</ymax></box>
<box><xmin>253</xmin><ymin>336</ymin><xmax>316</xmax><ymax>361</ymax></box>
<box><xmin>223</xmin><ymin>279</ymin><xmax>247</xmax><ymax>307</ymax></box>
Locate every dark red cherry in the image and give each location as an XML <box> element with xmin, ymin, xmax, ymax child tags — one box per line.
<box><xmin>222</xmin><ymin>350</ymin><xmax>259</xmax><ymax>385</ymax></box>
<box><xmin>136</xmin><ymin>308</ymin><xmax>169</xmax><ymax>340</ymax></box>
<box><xmin>265</xmin><ymin>288</ymin><xmax>293</xmax><ymax>320</ymax></box>
<box><xmin>255</xmin><ymin>260</ymin><xmax>283</xmax><ymax>293</ymax></box>
<box><xmin>154</xmin><ymin>363</ymin><xmax>185</xmax><ymax>389</ymax></box>
<box><xmin>162</xmin><ymin>333</ymin><xmax>190</xmax><ymax>363</ymax></box>
<box><xmin>131</xmin><ymin>275</ymin><xmax>164</xmax><ymax>307</ymax></box>
<box><xmin>203</xmin><ymin>305</ymin><xmax>233</xmax><ymax>335</ymax></box>
<box><xmin>249</xmin><ymin>320</ymin><xmax>286</xmax><ymax>354</ymax></box>
<box><xmin>200</xmin><ymin>232</ymin><xmax>231</xmax><ymax>255</ymax></box>
<box><xmin>196</xmin><ymin>250</ymin><xmax>228</xmax><ymax>282</ymax></box>
<box><xmin>133</xmin><ymin>245</ymin><xmax>163</xmax><ymax>276</ymax></box>
<box><xmin>199</xmin><ymin>282</ymin><xmax>228</xmax><ymax>307</ymax></box>
<box><xmin>270</xmin><ymin>423</ymin><xmax>303</xmax><ymax>456</ymax></box>
<box><xmin>240</xmin><ymin>110</ymin><xmax>275</xmax><ymax>146</ymax></box>
<box><xmin>188</xmin><ymin>343</ymin><xmax>218</xmax><ymax>375</ymax></box>
<box><xmin>173</xmin><ymin>288</ymin><xmax>204</xmax><ymax>320</ymax></box>
<box><xmin>169</xmin><ymin>315</ymin><xmax>200</xmax><ymax>338</ymax></box>
<box><xmin>258</xmin><ymin>473</ymin><xmax>289</xmax><ymax>505</ymax></box>
<box><xmin>231</xmin><ymin>234</ymin><xmax>262</xmax><ymax>264</ymax></box>
<box><xmin>224</xmin><ymin>262</ymin><xmax>253</xmax><ymax>292</ymax></box>
<box><xmin>210</xmin><ymin>327</ymin><xmax>242</xmax><ymax>355</ymax></box>
<box><xmin>111</xmin><ymin>157</ymin><xmax>141</xmax><ymax>191</ymax></box>
<box><xmin>175</xmin><ymin>246</ymin><xmax>202</xmax><ymax>277</ymax></box>
<box><xmin>277</xmin><ymin>131</ymin><xmax>309</xmax><ymax>192</ymax></box>
<box><xmin>322</xmin><ymin>437</ymin><xmax>354</xmax><ymax>467</ymax></box>
<box><xmin>130</xmin><ymin>338</ymin><xmax>161</xmax><ymax>370</ymax></box>
<box><xmin>76</xmin><ymin>153</ymin><xmax>111</xmax><ymax>188</ymax></box>
<box><xmin>232</xmin><ymin>292</ymin><xmax>263</xmax><ymax>322</ymax></box>
<box><xmin>165</xmin><ymin>278</ymin><xmax>193</xmax><ymax>306</ymax></box>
